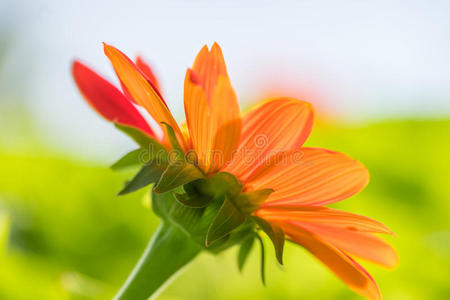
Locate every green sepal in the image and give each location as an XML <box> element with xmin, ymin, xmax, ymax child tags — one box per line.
<box><xmin>115</xmin><ymin>123</ymin><xmax>157</xmax><ymax>148</ymax></box>
<box><xmin>153</xmin><ymin>162</ymin><xmax>204</xmax><ymax>194</ymax></box>
<box><xmin>117</xmin><ymin>161</ymin><xmax>167</xmax><ymax>195</ymax></box>
<box><xmin>253</xmin><ymin>216</ymin><xmax>285</xmax><ymax>265</ymax></box>
<box><xmin>174</xmin><ymin>183</ymin><xmax>212</xmax><ymax>208</ymax></box>
<box><xmin>156</xmin><ymin>191</ymin><xmax>223</xmax><ymax>241</ymax></box>
<box><xmin>113</xmin><ymin>123</ymin><xmax>168</xmax><ymax>170</ymax></box>
<box><xmin>151</xmin><ymin>190</ymin><xmax>250</xmax><ymax>253</ymax></box>
<box><xmin>160</xmin><ymin>122</ymin><xmax>184</xmax><ymax>161</ymax></box>
<box><xmin>236</xmin><ymin>189</ymin><xmax>274</xmax><ymax>214</ymax></box>
<box><xmin>206</xmin><ymin>196</ymin><xmax>247</xmax><ymax>246</ymax></box>
<box><xmin>255</xmin><ymin>234</ymin><xmax>266</xmax><ymax>286</ymax></box>
<box><xmin>237</xmin><ymin>234</ymin><xmax>255</xmax><ymax>272</ymax></box>
<box><xmin>111</xmin><ymin>148</ymin><xmax>143</xmax><ymax>171</ymax></box>
<box><xmin>150</xmin><ymin>122</ymin><xmax>204</xmax><ymax>193</ymax></box>
<box><xmin>197</xmin><ymin>172</ymin><xmax>243</xmax><ymax>199</ymax></box>
<box><xmin>174</xmin><ymin>192</ymin><xmax>209</xmax><ymax>208</ymax></box>
<box><xmin>111</xmin><ymin>143</ymin><xmax>168</xmax><ymax>172</ymax></box>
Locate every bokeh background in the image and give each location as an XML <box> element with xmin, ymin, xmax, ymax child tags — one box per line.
<box><xmin>1</xmin><ymin>1</ymin><xmax>450</xmax><ymax>299</ymax></box>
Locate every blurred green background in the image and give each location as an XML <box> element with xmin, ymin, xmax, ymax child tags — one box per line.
<box><xmin>1</xmin><ymin>1</ymin><xmax>450</xmax><ymax>299</ymax></box>
<box><xmin>1</xmin><ymin>106</ymin><xmax>449</xmax><ymax>299</ymax></box>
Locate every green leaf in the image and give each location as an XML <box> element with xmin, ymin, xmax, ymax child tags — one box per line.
<box><xmin>237</xmin><ymin>235</ymin><xmax>255</xmax><ymax>272</ymax></box>
<box><xmin>111</xmin><ymin>148</ymin><xmax>143</xmax><ymax>170</ymax></box>
<box><xmin>160</xmin><ymin>122</ymin><xmax>184</xmax><ymax>161</ymax></box>
<box><xmin>255</xmin><ymin>234</ymin><xmax>266</xmax><ymax>286</ymax></box>
<box><xmin>153</xmin><ymin>162</ymin><xmax>204</xmax><ymax>194</ymax></box>
<box><xmin>236</xmin><ymin>189</ymin><xmax>274</xmax><ymax>214</ymax></box>
<box><xmin>115</xmin><ymin>123</ymin><xmax>155</xmax><ymax>147</ymax></box>
<box><xmin>206</xmin><ymin>196</ymin><xmax>247</xmax><ymax>246</ymax></box>
<box><xmin>118</xmin><ymin>161</ymin><xmax>167</xmax><ymax>195</ymax></box>
<box><xmin>253</xmin><ymin>216</ymin><xmax>285</xmax><ymax>265</ymax></box>
<box><xmin>174</xmin><ymin>183</ymin><xmax>212</xmax><ymax>208</ymax></box>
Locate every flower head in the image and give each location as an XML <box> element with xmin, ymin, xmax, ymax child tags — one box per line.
<box><xmin>72</xmin><ymin>42</ymin><xmax>397</xmax><ymax>300</ymax></box>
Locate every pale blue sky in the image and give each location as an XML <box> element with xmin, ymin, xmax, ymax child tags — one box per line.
<box><xmin>1</xmin><ymin>0</ymin><xmax>449</xmax><ymax>160</ymax></box>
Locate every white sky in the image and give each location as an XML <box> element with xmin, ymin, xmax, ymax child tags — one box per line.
<box><xmin>1</xmin><ymin>0</ymin><xmax>449</xmax><ymax>160</ymax></box>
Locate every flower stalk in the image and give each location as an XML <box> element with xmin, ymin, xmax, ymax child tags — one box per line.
<box><xmin>114</xmin><ymin>222</ymin><xmax>201</xmax><ymax>300</ymax></box>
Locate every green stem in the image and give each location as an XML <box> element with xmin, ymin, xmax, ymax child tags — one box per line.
<box><xmin>114</xmin><ymin>222</ymin><xmax>201</xmax><ymax>300</ymax></box>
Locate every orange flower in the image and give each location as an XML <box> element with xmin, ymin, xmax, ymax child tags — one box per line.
<box><xmin>72</xmin><ymin>42</ymin><xmax>397</xmax><ymax>300</ymax></box>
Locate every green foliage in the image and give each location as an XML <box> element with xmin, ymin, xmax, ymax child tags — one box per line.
<box><xmin>2</xmin><ymin>118</ymin><xmax>450</xmax><ymax>299</ymax></box>
<box><xmin>0</xmin><ymin>212</ymin><xmax>10</xmax><ymax>256</ymax></box>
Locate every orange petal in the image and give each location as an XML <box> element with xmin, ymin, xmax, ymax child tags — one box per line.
<box><xmin>184</xmin><ymin>70</ymin><xmax>210</xmax><ymax>169</ymax></box>
<box><xmin>281</xmin><ymin>222</ymin><xmax>381</xmax><ymax>300</ymax></box>
<box><xmin>246</xmin><ymin>147</ymin><xmax>369</xmax><ymax>206</ymax></box>
<box><xmin>103</xmin><ymin>43</ymin><xmax>184</xmax><ymax>149</ymax></box>
<box><xmin>122</xmin><ymin>56</ymin><xmax>166</xmax><ymax>108</ymax></box>
<box><xmin>184</xmin><ymin>44</ymin><xmax>241</xmax><ymax>173</ymax></box>
<box><xmin>208</xmin><ymin>75</ymin><xmax>241</xmax><ymax>172</ymax></box>
<box><xmin>179</xmin><ymin>120</ymin><xmax>192</xmax><ymax>150</ymax></box>
<box><xmin>222</xmin><ymin>98</ymin><xmax>313</xmax><ymax>182</ymax></box>
<box><xmin>256</xmin><ymin>205</ymin><xmax>393</xmax><ymax>235</ymax></box>
<box><xmin>192</xmin><ymin>42</ymin><xmax>227</xmax><ymax>101</ymax></box>
<box><xmin>136</xmin><ymin>56</ymin><xmax>162</xmax><ymax>93</ymax></box>
<box><xmin>298</xmin><ymin>222</ymin><xmax>398</xmax><ymax>268</ymax></box>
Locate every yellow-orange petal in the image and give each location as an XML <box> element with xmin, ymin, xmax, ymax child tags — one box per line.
<box><xmin>184</xmin><ymin>70</ymin><xmax>210</xmax><ymax>169</ymax></box>
<box><xmin>281</xmin><ymin>222</ymin><xmax>381</xmax><ymax>300</ymax></box>
<box><xmin>297</xmin><ymin>222</ymin><xmax>398</xmax><ymax>268</ymax></box>
<box><xmin>222</xmin><ymin>98</ymin><xmax>313</xmax><ymax>182</ymax></box>
<box><xmin>246</xmin><ymin>147</ymin><xmax>369</xmax><ymax>206</ymax></box>
<box><xmin>185</xmin><ymin>50</ymin><xmax>241</xmax><ymax>173</ymax></box>
<box><xmin>103</xmin><ymin>43</ymin><xmax>184</xmax><ymax>149</ymax></box>
<box><xmin>179</xmin><ymin>120</ymin><xmax>192</xmax><ymax>150</ymax></box>
<box><xmin>208</xmin><ymin>75</ymin><xmax>241</xmax><ymax>172</ymax></box>
<box><xmin>256</xmin><ymin>206</ymin><xmax>393</xmax><ymax>235</ymax></box>
<box><xmin>192</xmin><ymin>42</ymin><xmax>228</xmax><ymax>101</ymax></box>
